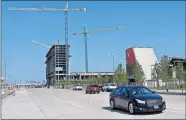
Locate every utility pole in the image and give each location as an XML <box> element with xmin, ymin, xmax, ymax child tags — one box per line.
<box><xmin>71</xmin><ymin>26</ymin><xmax>127</xmax><ymax>73</ymax></box>
<box><xmin>4</xmin><ymin>52</ymin><xmax>8</xmax><ymax>90</ymax></box>
<box><xmin>8</xmin><ymin>2</ymin><xmax>86</xmax><ymax>81</ymax></box>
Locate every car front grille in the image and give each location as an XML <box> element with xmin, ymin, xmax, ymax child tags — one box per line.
<box><xmin>147</xmin><ymin>99</ymin><xmax>162</xmax><ymax>107</ymax></box>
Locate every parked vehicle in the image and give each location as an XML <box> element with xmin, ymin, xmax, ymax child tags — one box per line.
<box><xmin>109</xmin><ymin>85</ymin><xmax>166</xmax><ymax>114</ymax></box>
<box><xmin>99</xmin><ymin>84</ymin><xmax>104</xmax><ymax>92</ymax></box>
<box><xmin>102</xmin><ymin>83</ymin><xmax>117</xmax><ymax>92</ymax></box>
<box><xmin>7</xmin><ymin>86</ymin><xmax>15</xmax><ymax>95</ymax></box>
<box><xmin>73</xmin><ymin>84</ymin><xmax>83</xmax><ymax>90</ymax></box>
<box><xmin>85</xmin><ymin>84</ymin><xmax>100</xmax><ymax>94</ymax></box>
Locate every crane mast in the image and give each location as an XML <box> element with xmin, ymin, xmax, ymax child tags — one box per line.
<box><xmin>9</xmin><ymin>2</ymin><xmax>86</xmax><ymax>80</ymax></box>
<box><xmin>71</xmin><ymin>26</ymin><xmax>127</xmax><ymax>73</ymax></box>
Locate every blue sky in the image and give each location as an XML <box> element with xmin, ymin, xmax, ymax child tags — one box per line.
<box><xmin>2</xmin><ymin>1</ymin><xmax>185</xmax><ymax>84</ymax></box>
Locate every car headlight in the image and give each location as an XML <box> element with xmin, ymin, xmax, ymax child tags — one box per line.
<box><xmin>162</xmin><ymin>98</ymin><xmax>165</xmax><ymax>102</ymax></box>
<box><xmin>136</xmin><ymin>99</ymin><xmax>146</xmax><ymax>104</ymax></box>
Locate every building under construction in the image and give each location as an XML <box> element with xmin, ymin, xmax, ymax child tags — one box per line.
<box><xmin>45</xmin><ymin>44</ymin><xmax>70</xmax><ymax>86</ymax></box>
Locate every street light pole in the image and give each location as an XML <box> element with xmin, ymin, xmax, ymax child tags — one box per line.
<box><xmin>4</xmin><ymin>52</ymin><xmax>8</xmax><ymax>90</ymax></box>
<box><xmin>111</xmin><ymin>54</ymin><xmax>115</xmax><ymax>83</ymax></box>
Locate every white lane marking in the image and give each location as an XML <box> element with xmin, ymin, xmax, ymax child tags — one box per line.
<box><xmin>66</xmin><ymin>101</ymin><xmax>86</xmax><ymax>108</ymax></box>
<box><xmin>67</xmin><ymin>103</ymin><xmax>85</xmax><ymax>108</ymax></box>
<box><xmin>16</xmin><ymin>91</ymin><xmax>26</xmax><ymax>94</ymax></box>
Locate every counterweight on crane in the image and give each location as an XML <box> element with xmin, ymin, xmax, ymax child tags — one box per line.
<box><xmin>71</xmin><ymin>26</ymin><xmax>127</xmax><ymax>73</ymax></box>
<box><xmin>8</xmin><ymin>2</ymin><xmax>86</xmax><ymax>79</ymax></box>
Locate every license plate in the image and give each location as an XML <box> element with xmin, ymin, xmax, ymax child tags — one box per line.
<box><xmin>154</xmin><ymin>105</ymin><xmax>159</xmax><ymax>109</ymax></box>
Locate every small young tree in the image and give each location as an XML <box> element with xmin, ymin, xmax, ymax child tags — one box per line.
<box><xmin>103</xmin><ymin>75</ymin><xmax>110</xmax><ymax>84</ymax></box>
<box><xmin>176</xmin><ymin>63</ymin><xmax>184</xmax><ymax>86</ymax></box>
<box><xmin>97</xmin><ymin>74</ymin><xmax>103</xmax><ymax>84</ymax></box>
<box><xmin>88</xmin><ymin>75</ymin><xmax>97</xmax><ymax>84</ymax></box>
<box><xmin>87</xmin><ymin>76</ymin><xmax>94</xmax><ymax>84</ymax></box>
<box><xmin>183</xmin><ymin>70</ymin><xmax>186</xmax><ymax>88</ymax></box>
<box><xmin>159</xmin><ymin>55</ymin><xmax>172</xmax><ymax>91</ymax></box>
<box><xmin>152</xmin><ymin>62</ymin><xmax>161</xmax><ymax>89</ymax></box>
<box><xmin>132</xmin><ymin>61</ymin><xmax>145</xmax><ymax>85</ymax></box>
<box><xmin>114</xmin><ymin>63</ymin><xmax>128</xmax><ymax>85</ymax></box>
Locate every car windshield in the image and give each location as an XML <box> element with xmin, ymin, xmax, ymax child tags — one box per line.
<box><xmin>92</xmin><ymin>85</ymin><xmax>98</xmax><ymax>87</ymax></box>
<box><xmin>110</xmin><ymin>83</ymin><xmax>116</xmax><ymax>86</ymax></box>
<box><xmin>130</xmin><ymin>87</ymin><xmax>153</xmax><ymax>95</ymax></box>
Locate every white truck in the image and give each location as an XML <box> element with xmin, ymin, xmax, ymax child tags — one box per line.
<box><xmin>102</xmin><ymin>83</ymin><xmax>117</xmax><ymax>92</ymax></box>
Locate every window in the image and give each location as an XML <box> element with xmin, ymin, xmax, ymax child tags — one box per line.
<box><xmin>115</xmin><ymin>87</ymin><xmax>122</xmax><ymax>95</ymax></box>
<box><xmin>135</xmin><ymin>87</ymin><xmax>153</xmax><ymax>94</ymax></box>
<box><xmin>121</xmin><ymin>88</ymin><xmax>127</xmax><ymax>95</ymax></box>
<box><xmin>92</xmin><ymin>84</ymin><xmax>98</xmax><ymax>87</ymax></box>
<box><xmin>109</xmin><ymin>83</ymin><xmax>116</xmax><ymax>86</ymax></box>
<box><xmin>104</xmin><ymin>83</ymin><xmax>108</xmax><ymax>86</ymax></box>
<box><xmin>128</xmin><ymin>88</ymin><xmax>137</xmax><ymax>95</ymax></box>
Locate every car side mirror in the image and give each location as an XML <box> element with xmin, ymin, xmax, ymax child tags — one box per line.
<box><xmin>152</xmin><ymin>91</ymin><xmax>156</xmax><ymax>94</ymax></box>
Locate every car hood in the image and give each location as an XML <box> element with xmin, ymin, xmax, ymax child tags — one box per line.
<box><xmin>133</xmin><ymin>94</ymin><xmax>162</xmax><ymax>100</ymax></box>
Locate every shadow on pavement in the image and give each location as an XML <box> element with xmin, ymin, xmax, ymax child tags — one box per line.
<box><xmin>102</xmin><ymin>107</ymin><xmax>130</xmax><ymax>115</ymax></box>
<box><xmin>102</xmin><ymin>107</ymin><xmax>163</xmax><ymax>115</ymax></box>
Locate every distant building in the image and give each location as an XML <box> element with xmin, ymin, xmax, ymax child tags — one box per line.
<box><xmin>45</xmin><ymin>45</ymin><xmax>70</xmax><ymax>86</ymax></box>
<box><xmin>169</xmin><ymin>57</ymin><xmax>186</xmax><ymax>69</ymax></box>
<box><xmin>69</xmin><ymin>72</ymin><xmax>114</xmax><ymax>80</ymax></box>
<box><xmin>169</xmin><ymin>57</ymin><xmax>186</xmax><ymax>79</ymax></box>
<box><xmin>126</xmin><ymin>47</ymin><xmax>158</xmax><ymax>87</ymax></box>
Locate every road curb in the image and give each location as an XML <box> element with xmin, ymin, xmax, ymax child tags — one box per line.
<box><xmin>2</xmin><ymin>91</ymin><xmax>16</xmax><ymax>103</ymax></box>
<box><xmin>2</xmin><ymin>94</ymin><xmax>12</xmax><ymax>103</ymax></box>
<box><xmin>156</xmin><ymin>92</ymin><xmax>186</xmax><ymax>95</ymax></box>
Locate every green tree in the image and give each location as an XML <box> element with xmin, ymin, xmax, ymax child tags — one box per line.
<box><xmin>56</xmin><ymin>81</ymin><xmax>60</xmax><ymax>86</ymax></box>
<box><xmin>183</xmin><ymin>70</ymin><xmax>186</xmax><ymax>87</ymax></box>
<box><xmin>152</xmin><ymin>62</ymin><xmax>161</xmax><ymax>89</ymax></box>
<box><xmin>114</xmin><ymin>63</ymin><xmax>128</xmax><ymax>84</ymax></box>
<box><xmin>132</xmin><ymin>61</ymin><xmax>145</xmax><ymax>85</ymax></box>
<box><xmin>159</xmin><ymin>55</ymin><xmax>173</xmax><ymax>90</ymax></box>
<box><xmin>103</xmin><ymin>75</ymin><xmax>109</xmax><ymax>84</ymax></box>
<box><xmin>87</xmin><ymin>76</ymin><xmax>92</xmax><ymax>84</ymax></box>
<box><xmin>176</xmin><ymin>63</ymin><xmax>184</xmax><ymax>86</ymax></box>
<box><xmin>97</xmin><ymin>74</ymin><xmax>103</xmax><ymax>84</ymax></box>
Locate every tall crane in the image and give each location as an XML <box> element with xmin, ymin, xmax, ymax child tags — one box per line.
<box><xmin>8</xmin><ymin>2</ymin><xmax>86</xmax><ymax>79</ymax></box>
<box><xmin>32</xmin><ymin>40</ymin><xmax>51</xmax><ymax>49</ymax></box>
<box><xmin>71</xmin><ymin>26</ymin><xmax>127</xmax><ymax>73</ymax></box>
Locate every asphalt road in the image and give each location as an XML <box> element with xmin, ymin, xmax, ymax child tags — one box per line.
<box><xmin>2</xmin><ymin>88</ymin><xmax>186</xmax><ymax>119</ymax></box>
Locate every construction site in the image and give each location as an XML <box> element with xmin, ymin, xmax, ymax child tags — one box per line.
<box><xmin>8</xmin><ymin>2</ymin><xmax>186</xmax><ymax>87</ymax></box>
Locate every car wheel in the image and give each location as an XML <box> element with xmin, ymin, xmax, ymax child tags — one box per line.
<box><xmin>97</xmin><ymin>91</ymin><xmax>100</xmax><ymax>94</ymax></box>
<box><xmin>107</xmin><ymin>89</ymin><xmax>109</xmax><ymax>92</ymax></box>
<box><xmin>128</xmin><ymin>102</ymin><xmax>135</xmax><ymax>114</ymax></box>
<box><xmin>110</xmin><ymin>99</ymin><xmax>115</xmax><ymax>110</ymax></box>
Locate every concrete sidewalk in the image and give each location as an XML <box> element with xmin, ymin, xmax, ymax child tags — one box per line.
<box><xmin>152</xmin><ymin>89</ymin><xmax>186</xmax><ymax>95</ymax></box>
<box><xmin>2</xmin><ymin>89</ymin><xmax>45</xmax><ymax>119</ymax></box>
